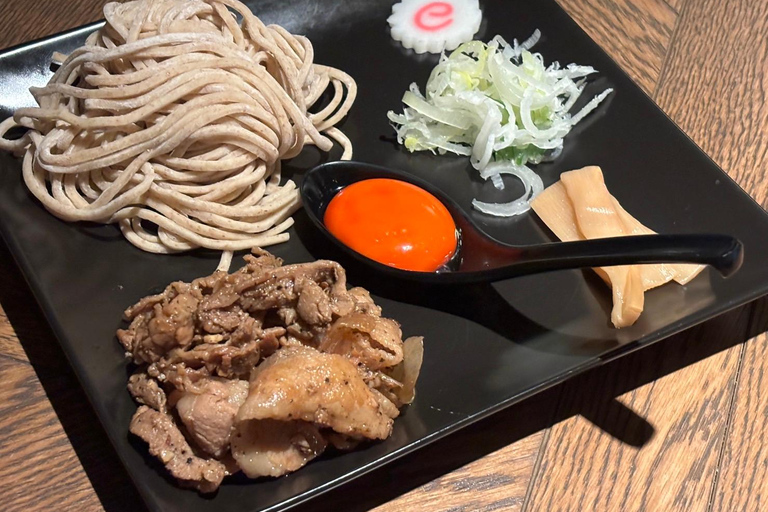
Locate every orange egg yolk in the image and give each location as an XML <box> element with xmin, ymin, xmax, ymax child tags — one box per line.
<box><xmin>323</xmin><ymin>178</ymin><xmax>457</xmax><ymax>272</ymax></box>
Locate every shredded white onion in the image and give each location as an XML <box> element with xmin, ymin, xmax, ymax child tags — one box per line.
<box><xmin>472</xmin><ymin>161</ymin><xmax>544</xmax><ymax>216</ymax></box>
<box><xmin>387</xmin><ymin>30</ymin><xmax>612</xmax><ymax>217</ymax></box>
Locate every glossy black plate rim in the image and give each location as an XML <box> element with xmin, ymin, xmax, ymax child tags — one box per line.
<box><xmin>2</xmin><ymin>2</ymin><xmax>768</xmax><ymax>511</ymax></box>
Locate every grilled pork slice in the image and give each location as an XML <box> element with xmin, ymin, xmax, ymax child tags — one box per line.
<box><xmin>174</xmin><ymin>377</ymin><xmax>249</xmax><ymax>458</ymax></box>
<box><xmin>319</xmin><ymin>313</ymin><xmax>404</xmax><ymax>371</ymax></box>
<box><xmin>129</xmin><ymin>406</ymin><xmax>226</xmax><ymax>493</ymax></box>
<box><xmin>238</xmin><ymin>346</ymin><xmax>396</xmax><ymax>439</ymax></box>
<box><xmin>231</xmin><ymin>419</ymin><xmax>327</xmax><ymax>478</ymax></box>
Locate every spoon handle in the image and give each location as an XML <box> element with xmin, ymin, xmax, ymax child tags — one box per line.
<box><xmin>509</xmin><ymin>234</ymin><xmax>743</xmax><ymax>278</ymax></box>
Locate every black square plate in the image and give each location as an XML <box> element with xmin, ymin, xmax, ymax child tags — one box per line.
<box><xmin>2</xmin><ymin>1</ymin><xmax>768</xmax><ymax>511</ymax></box>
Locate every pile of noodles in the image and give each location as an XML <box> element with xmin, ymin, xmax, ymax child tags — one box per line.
<box><xmin>0</xmin><ymin>0</ymin><xmax>356</xmax><ymax>270</ymax></box>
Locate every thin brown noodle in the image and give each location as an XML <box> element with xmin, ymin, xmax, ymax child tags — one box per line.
<box><xmin>0</xmin><ymin>0</ymin><xmax>357</xmax><ymax>270</ymax></box>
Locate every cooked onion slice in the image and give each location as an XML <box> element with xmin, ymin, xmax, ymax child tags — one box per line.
<box><xmin>386</xmin><ymin>336</ymin><xmax>424</xmax><ymax>405</ymax></box>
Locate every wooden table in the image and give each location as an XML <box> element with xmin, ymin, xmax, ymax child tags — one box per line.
<box><xmin>2</xmin><ymin>1</ymin><xmax>767</xmax><ymax>510</ymax></box>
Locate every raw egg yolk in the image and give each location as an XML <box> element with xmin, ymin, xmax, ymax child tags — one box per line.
<box><xmin>324</xmin><ymin>178</ymin><xmax>457</xmax><ymax>272</ymax></box>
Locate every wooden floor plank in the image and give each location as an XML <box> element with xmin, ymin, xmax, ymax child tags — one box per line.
<box><xmin>655</xmin><ymin>0</ymin><xmax>768</xmax><ymax>205</ymax></box>
<box><xmin>524</xmin><ymin>0</ymin><xmax>768</xmax><ymax>509</ymax></box>
<box><xmin>664</xmin><ymin>0</ymin><xmax>685</xmax><ymax>13</ymax></box>
<box><xmin>0</xmin><ymin>357</ymin><xmax>100</xmax><ymax>512</ymax></box>
<box><xmin>556</xmin><ymin>0</ymin><xmax>677</xmax><ymax>94</ymax></box>
<box><xmin>0</xmin><ymin>305</ymin><xmax>29</xmax><ymax>364</ymax></box>
<box><xmin>525</xmin><ymin>309</ymin><xmax>751</xmax><ymax>512</ymax></box>
<box><xmin>655</xmin><ymin>0</ymin><xmax>768</xmax><ymax>507</ymax></box>
<box><xmin>713</xmin><ymin>334</ymin><xmax>768</xmax><ymax>511</ymax></box>
<box><xmin>0</xmin><ymin>0</ymin><xmax>106</xmax><ymax>51</ymax></box>
<box><xmin>373</xmin><ymin>433</ymin><xmax>545</xmax><ymax>512</ymax></box>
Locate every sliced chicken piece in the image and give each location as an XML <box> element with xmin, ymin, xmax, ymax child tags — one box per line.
<box><xmin>147</xmin><ymin>360</ymin><xmax>210</xmax><ymax>390</ymax></box>
<box><xmin>129</xmin><ymin>405</ymin><xmax>226</xmax><ymax>493</ymax></box>
<box><xmin>122</xmin><ymin>281</ymin><xmax>201</xmax><ymax>320</ymax></box>
<box><xmin>119</xmin><ymin>284</ymin><xmax>201</xmax><ymax>364</ymax></box>
<box><xmin>230</xmin><ymin>419</ymin><xmax>327</xmax><ymax>478</ymax></box>
<box><xmin>238</xmin><ymin>346</ymin><xmax>394</xmax><ymax>440</ymax></box>
<box><xmin>296</xmin><ymin>278</ymin><xmax>335</xmax><ymax>325</ymax></box>
<box><xmin>319</xmin><ymin>313</ymin><xmax>404</xmax><ymax>370</ymax></box>
<box><xmin>165</xmin><ymin>325</ymin><xmax>282</xmax><ymax>379</ymax></box>
<box><xmin>174</xmin><ymin>378</ymin><xmax>249</xmax><ymax>458</ymax></box>
<box><xmin>325</xmin><ymin>432</ymin><xmax>360</xmax><ymax>451</ymax></box>
<box><xmin>196</xmin><ymin>305</ymin><xmax>248</xmax><ymax>334</ymax></box>
<box><xmin>147</xmin><ymin>291</ymin><xmax>199</xmax><ymax>349</ymax></box>
<box><xmin>236</xmin><ymin>260</ymin><xmax>349</xmax><ymax>313</ymax></box>
<box><xmin>317</xmin><ymin>285</ymin><xmax>381</xmax><ymax>320</ymax></box>
<box><xmin>348</xmin><ymin>287</ymin><xmax>382</xmax><ymax>316</ymax></box>
<box><xmin>127</xmin><ymin>372</ymin><xmax>167</xmax><ymax>413</ymax></box>
<box><xmin>239</xmin><ymin>248</ymin><xmax>284</xmax><ymax>275</ymax></box>
<box><xmin>371</xmin><ymin>388</ymin><xmax>400</xmax><ymax>419</ymax></box>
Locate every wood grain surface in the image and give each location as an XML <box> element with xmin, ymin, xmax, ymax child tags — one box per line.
<box><xmin>525</xmin><ymin>309</ymin><xmax>749</xmax><ymax>511</ymax></box>
<box><xmin>0</xmin><ymin>357</ymin><xmax>97</xmax><ymax>508</ymax></box>
<box><xmin>556</xmin><ymin>0</ymin><xmax>677</xmax><ymax>94</ymax></box>
<box><xmin>1</xmin><ymin>1</ymin><xmax>767</xmax><ymax>511</ymax></box>
<box><xmin>664</xmin><ymin>0</ymin><xmax>684</xmax><ymax>13</ymax></box>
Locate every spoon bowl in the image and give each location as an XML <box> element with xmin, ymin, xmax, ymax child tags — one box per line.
<box><xmin>300</xmin><ymin>161</ymin><xmax>744</xmax><ymax>284</ymax></box>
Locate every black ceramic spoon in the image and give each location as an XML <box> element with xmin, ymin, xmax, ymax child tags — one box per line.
<box><xmin>300</xmin><ymin>161</ymin><xmax>744</xmax><ymax>285</ymax></box>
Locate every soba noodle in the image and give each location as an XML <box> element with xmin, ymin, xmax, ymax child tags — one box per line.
<box><xmin>0</xmin><ymin>0</ymin><xmax>357</xmax><ymax>269</ymax></box>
